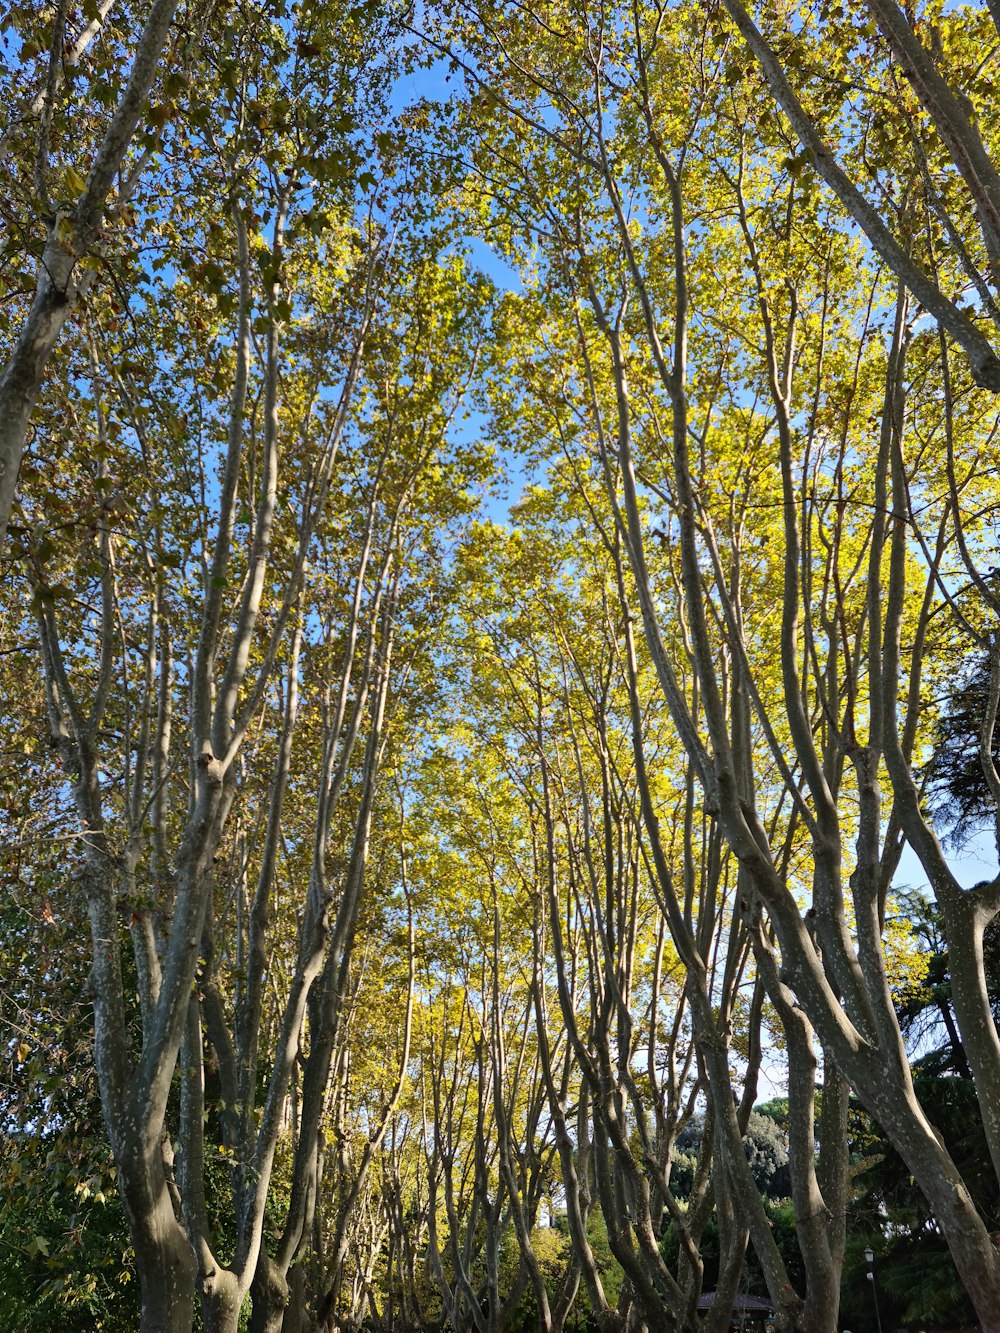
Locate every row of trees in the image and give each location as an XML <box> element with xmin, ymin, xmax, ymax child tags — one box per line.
<box><xmin>438</xmin><ymin>0</ymin><xmax>1000</xmax><ymax>1323</ymax></box>
<box><xmin>4</xmin><ymin>0</ymin><xmax>1000</xmax><ymax>1330</ymax></box>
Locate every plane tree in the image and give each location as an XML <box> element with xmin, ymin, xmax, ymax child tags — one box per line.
<box><xmin>718</xmin><ymin>0</ymin><xmax>1000</xmax><ymax>390</ymax></box>
<box><xmin>424</xmin><ymin>0</ymin><xmax>1000</xmax><ymax>1324</ymax></box>
<box><xmin>1</xmin><ymin>38</ymin><xmax>496</xmax><ymax>1317</ymax></box>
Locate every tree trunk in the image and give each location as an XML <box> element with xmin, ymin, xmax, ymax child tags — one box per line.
<box><xmin>250</xmin><ymin>1250</ymin><xmax>290</xmax><ymax>1333</ymax></box>
<box><xmin>0</xmin><ymin>238</ymin><xmax>76</xmax><ymax>546</ymax></box>
<box><xmin>283</xmin><ymin>1263</ymin><xmax>311</xmax><ymax>1333</ymax></box>
<box><xmin>201</xmin><ymin>1266</ymin><xmax>244</xmax><ymax>1333</ymax></box>
<box><xmin>704</xmin><ymin>1172</ymin><xmax>747</xmax><ymax>1333</ymax></box>
<box><xmin>127</xmin><ymin>1184</ymin><xmax>198</xmax><ymax>1333</ymax></box>
<box><xmin>868</xmin><ymin>1079</ymin><xmax>1000</xmax><ymax>1330</ymax></box>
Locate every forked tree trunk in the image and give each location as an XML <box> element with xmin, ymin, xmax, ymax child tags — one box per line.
<box><xmin>201</xmin><ymin>1267</ymin><xmax>244</xmax><ymax>1333</ymax></box>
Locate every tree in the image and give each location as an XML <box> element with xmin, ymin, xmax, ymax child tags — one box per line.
<box><xmin>8</xmin><ymin>3</ymin><xmax>1000</xmax><ymax>1330</ymax></box>
<box><xmin>675</xmin><ymin>1113</ymin><xmax>791</xmax><ymax>1201</ymax></box>
<box><xmin>0</xmin><ymin>0</ymin><xmax>184</xmax><ymax>546</ymax></box>
<box><xmin>719</xmin><ymin>0</ymin><xmax>1000</xmax><ymax>390</ymax></box>
<box><xmin>422</xmin><ymin>0</ymin><xmax>1000</xmax><ymax>1324</ymax></box>
<box><xmin>2</xmin><ymin>8</ymin><xmax>496</xmax><ymax>1317</ymax></box>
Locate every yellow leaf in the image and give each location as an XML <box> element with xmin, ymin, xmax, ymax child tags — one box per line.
<box><xmin>54</xmin><ymin>215</ymin><xmax>76</xmax><ymax>251</ymax></box>
<box><xmin>64</xmin><ymin>164</ymin><xmax>87</xmax><ymax>194</ymax></box>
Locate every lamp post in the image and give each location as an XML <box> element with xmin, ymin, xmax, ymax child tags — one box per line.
<box><xmin>864</xmin><ymin>1246</ymin><xmax>883</xmax><ymax>1333</ymax></box>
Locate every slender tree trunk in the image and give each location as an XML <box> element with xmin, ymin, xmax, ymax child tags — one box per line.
<box><xmin>704</xmin><ymin>1173</ymin><xmax>746</xmax><ymax>1333</ymax></box>
<box><xmin>284</xmin><ymin>1264</ymin><xmax>311</xmax><ymax>1333</ymax></box>
<box><xmin>0</xmin><ymin>239</ymin><xmax>78</xmax><ymax>541</ymax></box>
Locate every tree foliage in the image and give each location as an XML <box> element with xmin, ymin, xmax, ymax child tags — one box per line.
<box><xmin>4</xmin><ymin>2</ymin><xmax>1000</xmax><ymax>1332</ymax></box>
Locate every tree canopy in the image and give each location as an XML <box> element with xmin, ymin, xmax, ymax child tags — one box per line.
<box><xmin>4</xmin><ymin>2</ymin><xmax>1000</xmax><ymax>1331</ymax></box>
